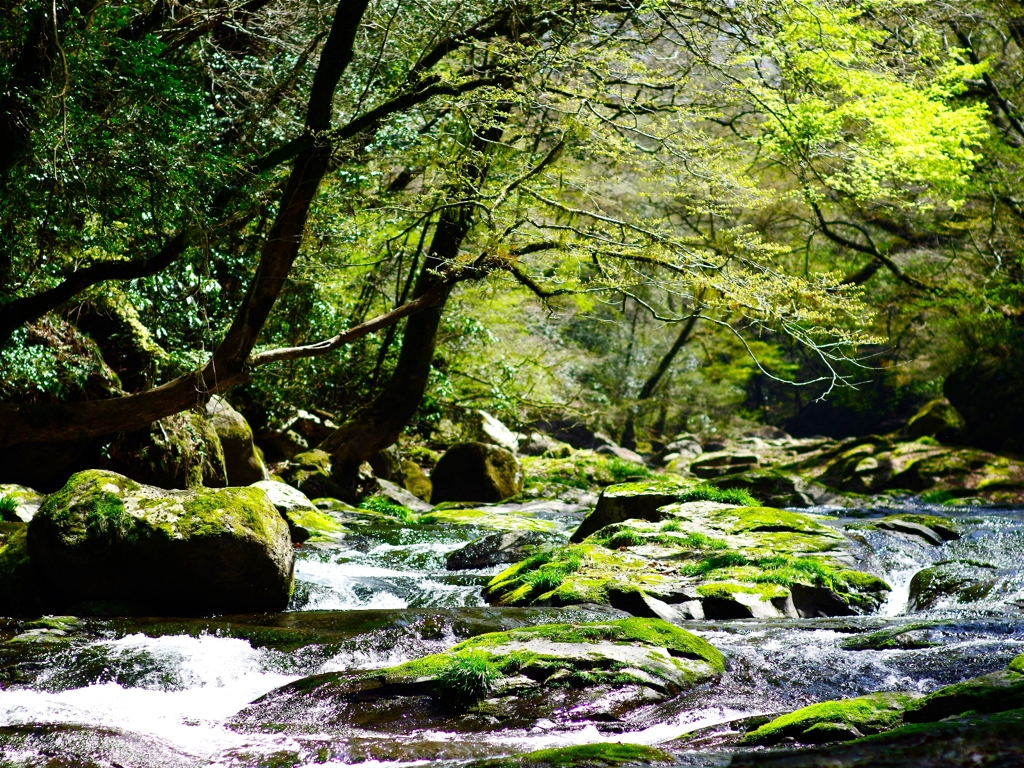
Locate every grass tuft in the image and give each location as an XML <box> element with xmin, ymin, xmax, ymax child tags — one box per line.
<box><xmin>358</xmin><ymin>495</ymin><xmax>416</xmax><ymax>523</ymax></box>
<box><xmin>433</xmin><ymin>651</ymin><xmax>503</xmax><ymax>709</ymax></box>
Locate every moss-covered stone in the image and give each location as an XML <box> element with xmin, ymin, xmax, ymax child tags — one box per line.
<box><xmin>281</xmin><ymin>449</ymin><xmax>344</xmax><ymax>500</ymax></box>
<box><xmin>840</xmin><ymin>622</ymin><xmax>943</xmax><ymax>651</ymax></box>
<box><xmin>402</xmin><ymin>461</ymin><xmax>433</xmax><ymax>502</ymax></box>
<box><xmin>251</xmin><ymin>480</ymin><xmax>348</xmax><ymax>543</ymax></box>
<box><xmin>0</xmin><ymin>484</ymin><xmax>45</xmax><ymax>523</ymax></box>
<box><xmin>905</xmin><ymin>667</ymin><xmax>1024</xmax><ymax>723</ymax></box>
<box><xmin>1010</xmin><ymin>654</ymin><xmax>1024</xmax><ymax>675</ymax></box>
<box><xmin>233</xmin><ymin>618</ymin><xmax>723</xmax><ymax>735</ymax></box>
<box><xmin>464</xmin><ymin>743</ymin><xmax>675</xmax><ymax>768</ymax></box>
<box><xmin>29</xmin><ymin>469</ymin><xmax>293</xmax><ymax>615</ymax></box>
<box><xmin>907</xmin><ymin>561</ymin><xmax>998</xmax><ymax>612</ymax></box>
<box><xmin>205</xmin><ymin>396</ymin><xmax>269</xmax><ymax>486</ymax></box>
<box><xmin>420</xmin><ymin>506</ymin><xmax>560</xmax><ymax>533</ymax></box>
<box><xmin>431</xmin><ymin>442</ymin><xmax>525</xmax><ymax>504</ymax></box>
<box><xmin>876</xmin><ymin>513</ymin><xmax>961</xmax><ymax>544</ymax></box>
<box><xmin>741</xmin><ymin>692</ymin><xmax>921</xmax><ymax>745</ymax></box>
<box><xmin>0</xmin><ymin>524</ymin><xmax>42</xmax><ymax>616</ymax></box>
<box><xmin>489</xmin><ymin>494</ymin><xmax>888</xmax><ymax>619</ymax></box>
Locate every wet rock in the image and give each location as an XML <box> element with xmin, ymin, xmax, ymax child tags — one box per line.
<box><xmin>489</xmin><ymin>482</ymin><xmax>888</xmax><ymax>618</ymax></box>
<box><xmin>28</xmin><ymin>469</ymin><xmax>293</xmax><ymax>615</ymax></box>
<box><xmin>0</xmin><ymin>484</ymin><xmax>45</xmax><ymax>523</ymax></box>
<box><xmin>907</xmin><ymin>561</ymin><xmax>999</xmax><ymax>612</ymax></box>
<box><xmin>876</xmin><ymin>513</ymin><xmax>961</xmax><ymax>543</ymax></box>
<box><xmin>903</xmin><ymin>398</ymin><xmax>964</xmax><ymax>441</ymax></box>
<box><xmin>446</xmin><ymin>530</ymin><xmax>558</xmax><ymax>571</ymax></box>
<box><xmin>205</xmin><ymin>396</ymin><xmax>269</xmax><ymax>486</ymax></box>
<box><xmin>232</xmin><ymin>618</ymin><xmax>723</xmax><ymax>736</ymax></box>
<box><xmin>690</xmin><ymin>451</ymin><xmax>759</xmax><ymax>479</ymax></box>
<box><xmin>0</xmin><ymin>723</ymin><xmax>196</xmax><ymax>768</ymax></box>
<box><xmin>431</xmin><ymin>443</ymin><xmax>525</xmax><ymax>504</ymax></box>
<box><xmin>741</xmin><ymin>692</ymin><xmax>920</xmax><ymax>746</ymax></box>
<box><xmin>420</xmin><ymin>505</ymin><xmax>559</xmax><ymax>533</ymax></box>
<box><xmin>840</xmin><ymin>622</ymin><xmax>943</xmax><ymax>651</ymax></box>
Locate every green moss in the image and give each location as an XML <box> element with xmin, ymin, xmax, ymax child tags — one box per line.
<box><xmin>920</xmin><ymin>489</ymin><xmax>955</xmax><ymax>504</ymax></box>
<box><xmin>675</xmin><ymin>484</ymin><xmax>756</xmax><ymax>506</ymax></box>
<box><xmin>433</xmin><ymin>650</ymin><xmax>503</xmax><ymax>709</ymax></box>
<box><xmin>742</xmin><ymin>692</ymin><xmax>919</xmax><ymax>745</ymax></box>
<box><xmin>0</xmin><ymin>495</ymin><xmax>17</xmax><ymax>522</ymax></box>
<box><xmin>419</xmin><ymin>507</ymin><xmax>558</xmax><ymax>533</ymax></box>
<box><xmin>467</xmin><ymin>742</ymin><xmax>674</xmax><ymax>768</ymax></box>
<box><xmin>1010</xmin><ymin>655</ymin><xmax>1024</xmax><ymax>675</ymax></box>
<box><xmin>881</xmin><ymin>513</ymin><xmax>961</xmax><ymax>540</ymax></box>
<box><xmin>358</xmin><ymin>495</ymin><xmax>416</xmax><ymax>523</ymax></box>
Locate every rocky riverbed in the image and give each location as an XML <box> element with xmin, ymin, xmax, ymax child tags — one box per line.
<box><xmin>1</xmin><ymin>438</ymin><xmax>1023</xmax><ymax>767</ymax></box>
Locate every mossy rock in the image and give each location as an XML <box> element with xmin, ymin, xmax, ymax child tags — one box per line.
<box><xmin>233</xmin><ymin>618</ymin><xmax>723</xmax><ymax>735</ymax></box>
<box><xmin>402</xmin><ymin>461</ymin><xmax>433</xmax><ymax>502</ymax></box>
<box><xmin>905</xmin><ymin>667</ymin><xmax>1024</xmax><ymax>723</ymax></box>
<box><xmin>907</xmin><ymin>561</ymin><xmax>999</xmax><ymax>612</ymax></box>
<box><xmin>205</xmin><ymin>396</ymin><xmax>269</xmax><ymax>486</ymax></box>
<box><xmin>711</xmin><ymin>469</ymin><xmax>838</xmax><ymax>508</ymax></box>
<box><xmin>28</xmin><ymin>470</ymin><xmax>293</xmax><ymax>615</ymax></box>
<box><xmin>520</xmin><ymin>450</ymin><xmax>652</xmax><ymax>492</ymax></box>
<box><xmin>251</xmin><ymin>480</ymin><xmax>348</xmax><ymax>544</ymax></box>
<box><xmin>742</xmin><ymin>692</ymin><xmax>921</xmax><ymax>745</ymax></box>
<box><xmin>281</xmin><ymin>449</ymin><xmax>345</xmax><ymax>499</ymax></box>
<box><xmin>464</xmin><ymin>743</ymin><xmax>675</xmax><ymax>768</ymax></box>
<box><xmin>431</xmin><ymin>442</ymin><xmax>525</xmax><ymax>504</ymax></box>
<box><xmin>570</xmin><ymin>480</ymin><xmax>755</xmax><ymax>543</ymax></box>
<box><xmin>490</xmin><ymin>497</ymin><xmax>888</xmax><ymax>619</ymax></box>
<box><xmin>840</xmin><ymin>622</ymin><xmax>943</xmax><ymax>651</ymax></box>
<box><xmin>689</xmin><ymin>450</ymin><xmax>759</xmax><ymax>479</ymax></box>
<box><xmin>876</xmin><ymin>513</ymin><xmax>961</xmax><ymax>544</ymax></box>
<box><xmin>0</xmin><ymin>484</ymin><xmax>45</xmax><ymax>523</ymax></box>
<box><xmin>904</xmin><ymin>398</ymin><xmax>965</xmax><ymax>440</ymax></box>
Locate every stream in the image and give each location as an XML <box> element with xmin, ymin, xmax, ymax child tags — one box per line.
<box><xmin>1</xmin><ymin>499</ymin><xmax>1022</xmax><ymax>767</ymax></box>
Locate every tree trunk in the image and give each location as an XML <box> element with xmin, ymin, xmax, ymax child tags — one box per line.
<box><xmin>0</xmin><ymin>0</ymin><xmax>370</xmax><ymax>449</ymax></box>
<box><xmin>320</xmin><ymin>121</ymin><xmax>505</xmax><ymax>492</ymax></box>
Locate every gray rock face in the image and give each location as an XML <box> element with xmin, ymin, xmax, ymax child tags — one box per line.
<box><xmin>205</xmin><ymin>396</ymin><xmax>269</xmax><ymax>486</ymax></box>
<box><xmin>463</xmin><ymin>410</ymin><xmax>522</xmax><ymax>453</ymax></box>
<box><xmin>29</xmin><ymin>470</ymin><xmax>294</xmax><ymax>615</ymax></box>
<box><xmin>430</xmin><ymin>442</ymin><xmax>525</xmax><ymax>504</ymax></box>
<box><xmin>446</xmin><ymin>530</ymin><xmax>555</xmax><ymax>570</ymax></box>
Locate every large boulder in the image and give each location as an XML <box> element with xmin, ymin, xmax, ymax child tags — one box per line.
<box><xmin>28</xmin><ymin>470</ymin><xmax>293</xmax><ymax>615</ymax></box>
<box><xmin>430</xmin><ymin>442</ymin><xmax>524</xmax><ymax>504</ymax></box>
<box><xmin>205</xmin><ymin>396</ymin><xmax>269</xmax><ymax>485</ymax></box>
<box><xmin>489</xmin><ymin>480</ymin><xmax>889</xmax><ymax>619</ymax></box>
<box><xmin>280</xmin><ymin>449</ymin><xmax>346</xmax><ymax>499</ymax></box>
<box><xmin>233</xmin><ymin>618</ymin><xmax>723</xmax><ymax>746</ymax></box>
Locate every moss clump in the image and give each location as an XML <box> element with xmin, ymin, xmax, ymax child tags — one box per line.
<box><xmin>433</xmin><ymin>651</ymin><xmax>503</xmax><ymax>709</ymax></box>
<box><xmin>358</xmin><ymin>495</ymin><xmax>416</xmax><ymax>523</ymax></box>
<box><xmin>675</xmin><ymin>484</ymin><xmax>756</xmax><ymax>506</ymax></box>
<box><xmin>1010</xmin><ymin>655</ymin><xmax>1024</xmax><ymax>675</ymax></box>
<box><xmin>742</xmin><ymin>692</ymin><xmax>919</xmax><ymax>745</ymax></box>
<box><xmin>0</xmin><ymin>495</ymin><xmax>18</xmax><ymax>522</ymax></box>
<box><xmin>467</xmin><ymin>742</ymin><xmax>674</xmax><ymax>768</ymax></box>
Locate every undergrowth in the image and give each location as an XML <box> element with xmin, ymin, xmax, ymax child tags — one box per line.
<box><xmin>358</xmin><ymin>496</ymin><xmax>416</xmax><ymax>523</ymax></box>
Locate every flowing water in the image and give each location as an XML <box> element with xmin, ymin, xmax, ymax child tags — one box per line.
<box><xmin>1</xmin><ymin>500</ymin><xmax>1023</xmax><ymax>766</ymax></box>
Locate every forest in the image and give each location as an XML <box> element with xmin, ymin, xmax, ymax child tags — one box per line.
<box><xmin>0</xmin><ymin>0</ymin><xmax>1023</xmax><ymax>766</ymax></box>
